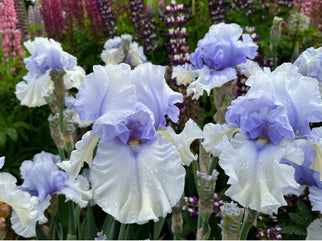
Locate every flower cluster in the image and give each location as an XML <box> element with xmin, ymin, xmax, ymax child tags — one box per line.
<box><xmin>40</xmin><ymin>0</ymin><xmax>64</xmax><ymax>40</ymax></box>
<box><xmin>164</xmin><ymin>0</ymin><xmax>190</xmax><ymax>66</ymax></box>
<box><xmin>203</xmin><ymin>48</ymin><xmax>322</xmax><ymax>215</ymax></box>
<box><xmin>208</xmin><ymin>0</ymin><xmax>227</xmax><ymax>23</ymax></box>
<box><xmin>96</xmin><ymin>0</ymin><xmax>116</xmax><ymax>38</ymax></box>
<box><xmin>0</xmin><ymin>0</ymin><xmax>23</xmax><ymax>61</ymax></box>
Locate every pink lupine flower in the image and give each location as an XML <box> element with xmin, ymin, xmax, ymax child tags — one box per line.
<box><xmin>0</xmin><ymin>0</ymin><xmax>23</xmax><ymax>61</ymax></box>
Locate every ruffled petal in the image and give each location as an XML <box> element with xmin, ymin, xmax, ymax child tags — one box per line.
<box><xmin>202</xmin><ymin>123</ymin><xmax>240</xmax><ymax>156</ymax></box>
<box><xmin>309</xmin><ymin>127</ymin><xmax>322</xmax><ymax>181</ymax></box>
<box><xmin>90</xmin><ymin>134</ymin><xmax>185</xmax><ymax>224</ymax></box>
<box><xmin>63</xmin><ymin>66</ymin><xmax>85</xmax><ymax>89</ymax></box>
<box><xmin>130</xmin><ymin>63</ymin><xmax>183</xmax><ymax>127</ymax></box>
<box><xmin>172</xmin><ymin>64</ymin><xmax>198</xmax><ymax>86</ymax></box>
<box><xmin>237</xmin><ymin>59</ymin><xmax>263</xmax><ymax>78</ymax></box>
<box><xmin>11</xmin><ymin>195</ymin><xmax>51</xmax><ymax>238</ymax></box>
<box><xmin>20</xmin><ymin>152</ymin><xmax>67</xmax><ymax>202</ymax></box>
<box><xmin>306</xmin><ymin>218</ymin><xmax>322</xmax><ymax>240</ymax></box>
<box><xmin>190</xmin><ymin>23</ymin><xmax>258</xmax><ymax>70</ymax></box>
<box><xmin>58</xmin><ymin>175</ymin><xmax>93</xmax><ymax>208</ymax></box>
<box><xmin>15</xmin><ymin>71</ymin><xmax>53</xmax><ymax>107</ymax></box>
<box><xmin>74</xmin><ymin>64</ymin><xmax>136</xmax><ymax>122</ymax></box>
<box><xmin>57</xmin><ymin>131</ymin><xmax>99</xmax><ymax>177</ymax></box>
<box><xmin>309</xmin><ymin>186</ymin><xmax>322</xmax><ymax>213</ymax></box>
<box><xmin>246</xmin><ymin>63</ymin><xmax>322</xmax><ymax>138</ymax></box>
<box><xmin>158</xmin><ymin>119</ymin><xmax>203</xmax><ymax>165</ymax></box>
<box><xmin>216</xmin><ymin>133</ymin><xmax>302</xmax><ymax>214</ymax></box>
<box><xmin>187</xmin><ymin>67</ymin><xmax>236</xmax><ymax>100</ymax></box>
<box><xmin>100</xmin><ymin>48</ymin><xmax>125</xmax><ymax>65</ymax></box>
<box><xmin>294</xmin><ymin>47</ymin><xmax>322</xmax><ymax>82</ymax></box>
<box><xmin>24</xmin><ymin>37</ymin><xmax>77</xmax><ymax>74</ymax></box>
<box><xmin>0</xmin><ymin>172</ymin><xmax>38</xmax><ymax>228</ymax></box>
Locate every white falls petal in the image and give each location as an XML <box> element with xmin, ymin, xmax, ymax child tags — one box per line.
<box><xmin>11</xmin><ymin>195</ymin><xmax>51</xmax><ymax>238</ymax></box>
<box><xmin>0</xmin><ymin>172</ymin><xmax>38</xmax><ymax>228</ymax></box>
<box><xmin>63</xmin><ymin>66</ymin><xmax>85</xmax><ymax>89</ymax></box>
<box><xmin>15</xmin><ymin>71</ymin><xmax>53</xmax><ymax>107</ymax></box>
<box><xmin>202</xmin><ymin>123</ymin><xmax>239</xmax><ymax>156</ymax></box>
<box><xmin>57</xmin><ymin>131</ymin><xmax>99</xmax><ymax>177</ymax></box>
<box><xmin>187</xmin><ymin>67</ymin><xmax>237</xmax><ymax>100</ymax></box>
<box><xmin>90</xmin><ymin>134</ymin><xmax>185</xmax><ymax>224</ymax></box>
<box><xmin>216</xmin><ymin>133</ymin><xmax>302</xmax><ymax>214</ymax></box>
<box><xmin>101</xmin><ymin>48</ymin><xmax>125</xmax><ymax>65</ymax></box>
<box><xmin>306</xmin><ymin>218</ymin><xmax>322</xmax><ymax>240</ymax></box>
<box><xmin>158</xmin><ymin>118</ymin><xmax>203</xmax><ymax>165</ymax></box>
<box><xmin>309</xmin><ymin>186</ymin><xmax>322</xmax><ymax>213</ymax></box>
<box><xmin>172</xmin><ymin>64</ymin><xmax>198</xmax><ymax>86</ymax></box>
<box><xmin>59</xmin><ymin>175</ymin><xmax>93</xmax><ymax>208</ymax></box>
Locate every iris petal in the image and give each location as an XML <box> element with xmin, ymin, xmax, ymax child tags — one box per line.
<box><xmin>90</xmin><ymin>134</ymin><xmax>185</xmax><ymax>224</ymax></box>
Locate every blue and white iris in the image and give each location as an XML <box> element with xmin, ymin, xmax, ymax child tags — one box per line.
<box><xmin>203</xmin><ymin>63</ymin><xmax>322</xmax><ymax>214</ymax></box>
<box><xmin>11</xmin><ymin>152</ymin><xmax>92</xmax><ymax>238</ymax></box>
<box><xmin>100</xmin><ymin>34</ymin><xmax>147</xmax><ymax>67</ymax></box>
<box><xmin>0</xmin><ymin>157</ymin><xmax>38</xmax><ymax>234</ymax></box>
<box><xmin>15</xmin><ymin>37</ymin><xmax>85</xmax><ymax>107</ymax></box>
<box><xmin>171</xmin><ymin>23</ymin><xmax>258</xmax><ymax>100</ymax></box>
<box><xmin>59</xmin><ymin>63</ymin><xmax>197</xmax><ymax>224</ymax></box>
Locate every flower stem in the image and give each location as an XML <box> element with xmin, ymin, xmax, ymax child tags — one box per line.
<box><xmin>239</xmin><ymin>208</ymin><xmax>258</xmax><ymax>240</ymax></box>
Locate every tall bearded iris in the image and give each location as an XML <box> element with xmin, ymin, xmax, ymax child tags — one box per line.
<box><xmin>11</xmin><ymin>152</ymin><xmax>92</xmax><ymax>238</ymax></box>
<box><xmin>203</xmin><ymin>63</ymin><xmax>322</xmax><ymax>214</ymax></box>
<box><xmin>0</xmin><ymin>157</ymin><xmax>38</xmax><ymax>234</ymax></box>
<box><xmin>172</xmin><ymin>23</ymin><xmax>258</xmax><ymax>99</ymax></box>
<box><xmin>58</xmin><ymin>63</ymin><xmax>186</xmax><ymax>224</ymax></box>
<box><xmin>15</xmin><ymin>37</ymin><xmax>85</xmax><ymax>107</ymax></box>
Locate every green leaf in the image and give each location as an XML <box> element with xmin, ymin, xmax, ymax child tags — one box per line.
<box><xmin>101</xmin><ymin>214</ymin><xmax>120</xmax><ymax>240</ymax></box>
<box><xmin>288</xmin><ymin>212</ymin><xmax>310</xmax><ymax>227</ymax></box>
<box><xmin>281</xmin><ymin>225</ymin><xmax>307</xmax><ymax>236</ymax></box>
<box><xmin>85</xmin><ymin>205</ymin><xmax>97</xmax><ymax>239</ymax></box>
<box><xmin>0</xmin><ymin>131</ymin><xmax>7</xmax><ymax>147</ymax></box>
<box><xmin>153</xmin><ymin>217</ymin><xmax>166</xmax><ymax>240</ymax></box>
<box><xmin>296</xmin><ymin>199</ymin><xmax>314</xmax><ymax>224</ymax></box>
<box><xmin>6</xmin><ymin>127</ymin><xmax>17</xmax><ymax>141</ymax></box>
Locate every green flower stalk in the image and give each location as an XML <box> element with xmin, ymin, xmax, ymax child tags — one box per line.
<box><xmin>270</xmin><ymin>16</ymin><xmax>283</xmax><ymax>68</ymax></box>
<box><xmin>220</xmin><ymin>202</ymin><xmax>244</xmax><ymax>240</ymax></box>
<box><xmin>48</xmin><ymin>113</ymin><xmax>65</xmax><ymax>160</ymax></box>
<box><xmin>196</xmin><ymin>170</ymin><xmax>219</xmax><ymax>240</ymax></box>
<box><xmin>171</xmin><ymin>200</ymin><xmax>183</xmax><ymax>239</ymax></box>
<box><xmin>213</xmin><ymin>81</ymin><xmax>236</xmax><ymax>124</ymax></box>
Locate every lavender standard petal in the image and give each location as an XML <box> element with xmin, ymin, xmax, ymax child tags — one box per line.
<box><xmin>226</xmin><ymin>93</ymin><xmax>294</xmax><ymax>144</ymax></box>
<box><xmin>20</xmin><ymin>152</ymin><xmax>67</xmax><ymax>202</ymax></box>
<box><xmin>190</xmin><ymin>23</ymin><xmax>258</xmax><ymax>70</ymax></box>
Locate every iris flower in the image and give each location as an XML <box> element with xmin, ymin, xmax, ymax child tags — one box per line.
<box><xmin>0</xmin><ymin>157</ymin><xmax>38</xmax><ymax>234</ymax></box>
<box><xmin>172</xmin><ymin>23</ymin><xmax>258</xmax><ymax>100</ymax></box>
<box><xmin>59</xmin><ymin>63</ymin><xmax>188</xmax><ymax>224</ymax></box>
<box><xmin>202</xmin><ymin>63</ymin><xmax>322</xmax><ymax>214</ymax></box>
<box><xmin>15</xmin><ymin>37</ymin><xmax>85</xmax><ymax>107</ymax></box>
<box><xmin>11</xmin><ymin>152</ymin><xmax>92</xmax><ymax>238</ymax></box>
<box><xmin>100</xmin><ymin>34</ymin><xmax>147</xmax><ymax>67</ymax></box>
